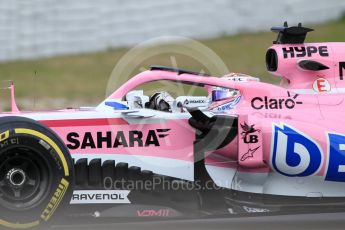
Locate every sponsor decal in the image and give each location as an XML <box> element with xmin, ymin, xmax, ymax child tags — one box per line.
<box><xmin>41</xmin><ymin>178</ymin><xmax>69</xmax><ymax>221</ymax></box>
<box><xmin>183</xmin><ymin>99</ymin><xmax>206</xmax><ymax>105</ymax></box>
<box><xmin>137</xmin><ymin>209</ymin><xmax>171</xmax><ymax>217</ymax></box>
<box><xmin>272</xmin><ymin>124</ymin><xmax>322</xmax><ymax>177</ymax></box>
<box><xmin>71</xmin><ymin>190</ymin><xmax>130</xmax><ymax>204</ymax></box>
<box><xmin>241</xmin><ymin>146</ymin><xmax>260</xmax><ymax>161</ymax></box>
<box><xmin>0</xmin><ymin>133</ymin><xmax>19</xmax><ymax>149</ymax></box>
<box><xmin>313</xmin><ymin>78</ymin><xmax>331</xmax><ymax>93</ymax></box>
<box><xmin>239</xmin><ymin>121</ymin><xmax>262</xmax><ymax>163</ymax></box>
<box><xmin>0</xmin><ymin>130</ymin><xmax>9</xmax><ymax>142</ymax></box>
<box><xmin>223</xmin><ymin>75</ymin><xmax>259</xmax><ymax>82</ymax></box>
<box><xmin>340</xmin><ymin>62</ymin><xmax>345</xmax><ymax>80</ymax></box>
<box><xmin>243</xmin><ymin>206</ymin><xmax>270</xmax><ymax>213</ymax></box>
<box><xmin>241</xmin><ymin>122</ymin><xmax>260</xmax><ymax>144</ymax></box>
<box><xmin>0</xmin><ymin>130</ymin><xmax>19</xmax><ymax>149</ymax></box>
<box><xmin>272</xmin><ymin>124</ymin><xmax>345</xmax><ymax>182</ymax></box>
<box><xmin>326</xmin><ymin>133</ymin><xmax>345</xmax><ymax>182</ymax></box>
<box><xmin>66</xmin><ymin>129</ymin><xmax>170</xmax><ymax>150</ymax></box>
<box><xmin>218</xmin><ymin>96</ymin><xmax>241</xmax><ymax>111</ymax></box>
<box><xmin>251</xmin><ymin>91</ymin><xmax>302</xmax><ymax>110</ymax></box>
<box><xmin>189</xmin><ymin>99</ymin><xmax>206</xmax><ymax>104</ymax></box>
<box><xmin>252</xmin><ymin>112</ymin><xmax>292</xmax><ymax>120</ymax></box>
<box><xmin>283</xmin><ymin>46</ymin><xmax>329</xmax><ymax>59</ymax></box>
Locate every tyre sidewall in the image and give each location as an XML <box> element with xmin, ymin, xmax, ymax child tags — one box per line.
<box><xmin>0</xmin><ymin>116</ymin><xmax>74</xmax><ymax>229</ymax></box>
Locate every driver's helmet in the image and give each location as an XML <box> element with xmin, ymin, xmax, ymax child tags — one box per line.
<box><xmin>211</xmin><ymin>73</ymin><xmax>259</xmax><ymax>102</ymax></box>
<box><xmin>209</xmin><ymin>87</ymin><xmax>241</xmax><ymax>113</ymax></box>
<box><xmin>209</xmin><ymin>73</ymin><xmax>259</xmax><ymax>112</ymax></box>
<box><xmin>211</xmin><ymin>87</ymin><xmax>239</xmax><ymax>102</ymax></box>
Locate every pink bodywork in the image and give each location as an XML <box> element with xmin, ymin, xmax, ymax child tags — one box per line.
<box><xmin>3</xmin><ymin>68</ymin><xmax>344</xmax><ymax>177</ymax></box>
<box><xmin>269</xmin><ymin>42</ymin><xmax>345</xmax><ymax>93</ymax></box>
<box><xmin>2</xmin><ymin>40</ymin><xmax>345</xmax><ymax>196</ymax></box>
<box><xmin>104</xmin><ymin>68</ymin><xmax>345</xmax><ymax>176</ymax></box>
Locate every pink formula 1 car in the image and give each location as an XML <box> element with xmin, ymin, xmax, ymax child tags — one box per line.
<box><xmin>1</xmin><ymin>22</ymin><xmax>345</xmax><ymax>229</ymax></box>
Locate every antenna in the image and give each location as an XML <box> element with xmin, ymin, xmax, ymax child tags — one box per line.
<box><xmin>33</xmin><ymin>70</ymin><xmax>38</xmax><ymax>110</ymax></box>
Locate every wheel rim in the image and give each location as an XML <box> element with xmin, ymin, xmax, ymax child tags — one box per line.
<box><xmin>8</xmin><ymin>168</ymin><xmax>27</xmax><ymax>187</ymax></box>
<box><xmin>0</xmin><ymin>147</ymin><xmax>50</xmax><ymax>210</ymax></box>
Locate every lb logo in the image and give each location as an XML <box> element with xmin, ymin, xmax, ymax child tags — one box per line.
<box><xmin>272</xmin><ymin>124</ymin><xmax>322</xmax><ymax>177</ymax></box>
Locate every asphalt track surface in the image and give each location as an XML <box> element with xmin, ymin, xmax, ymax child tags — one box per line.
<box><xmin>51</xmin><ymin>212</ymin><xmax>345</xmax><ymax>230</ymax></box>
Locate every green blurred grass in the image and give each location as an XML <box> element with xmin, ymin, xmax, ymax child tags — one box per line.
<box><xmin>1</xmin><ymin>17</ymin><xmax>345</xmax><ymax>109</ymax></box>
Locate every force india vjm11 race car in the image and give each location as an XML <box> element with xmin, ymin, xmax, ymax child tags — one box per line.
<box><xmin>1</xmin><ymin>22</ymin><xmax>345</xmax><ymax>229</ymax></box>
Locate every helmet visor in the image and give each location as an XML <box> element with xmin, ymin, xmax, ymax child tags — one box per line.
<box><xmin>212</xmin><ymin>90</ymin><xmax>232</xmax><ymax>102</ymax></box>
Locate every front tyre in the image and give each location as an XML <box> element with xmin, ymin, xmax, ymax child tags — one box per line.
<box><xmin>0</xmin><ymin>117</ymin><xmax>74</xmax><ymax>229</ymax></box>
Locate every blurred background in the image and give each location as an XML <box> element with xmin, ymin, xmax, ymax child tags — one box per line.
<box><xmin>0</xmin><ymin>0</ymin><xmax>345</xmax><ymax>110</ymax></box>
